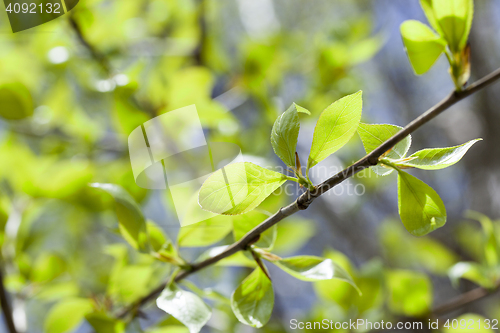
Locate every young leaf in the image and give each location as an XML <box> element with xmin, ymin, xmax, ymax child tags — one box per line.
<box><xmin>231</xmin><ymin>267</ymin><xmax>274</xmax><ymax>328</ymax></box>
<box><xmin>395</xmin><ymin>139</ymin><xmax>481</xmax><ymax>170</ymax></box>
<box><xmin>307</xmin><ymin>91</ymin><xmax>363</xmax><ymax>170</ymax></box>
<box><xmin>198</xmin><ymin>162</ymin><xmax>287</xmax><ymax>215</ymax></box>
<box><xmin>45</xmin><ymin>298</ymin><xmax>93</xmax><ymax>333</ymax></box>
<box><xmin>400</xmin><ymin>20</ymin><xmax>447</xmax><ymax>75</ymax></box>
<box><xmin>90</xmin><ymin>183</ymin><xmax>149</xmax><ymax>251</ymax></box>
<box><xmin>177</xmin><ymin>217</ymin><xmax>233</xmax><ymax>247</ymax></box>
<box><xmin>432</xmin><ymin>0</ymin><xmax>474</xmax><ymax>52</ymax></box>
<box><xmin>357</xmin><ymin>123</ymin><xmax>412</xmax><ymax>176</ymax></box>
<box><xmin>275</xmin><ymin>256</ymin><xmax>359</xmax><ymax>288</ymax></box>
<box><xmin>270</xmin><ymin>103</ymin><xmax>301</xmax><ymax>168</ymax></box>
<box><xmin>0</xmin><ymin>82</ymin><xmax>33</xmax><ymax>120</ymax></box>
<box><xmin>397</xmin><ymin>171</ymin><xmax>447</xmax><ymax>236</ymax></box>
<box><xmin>157</xmin><ymin>284</ymin><xmax>212</xmax><ymax>333</ymax></box>
<box><xmin>420</xmin><ymin>0</ymin><xmax>442</xmax><ymax>35</ymax></box>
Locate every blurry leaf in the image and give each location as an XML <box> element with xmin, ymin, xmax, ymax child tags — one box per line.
<box><xmin>33</xmin><ymin>281</ymin><xmax>80</xmax><ymax>301</ymax></box>
<box><xmin>467</xmin><ymin>211</ymin><xmax>500</xmax><ymax>267</ymax></box>
<box><xmin>357</xmin><ymin>123</ymin><xmax>412</xmax><ymax>176</ymax></box>
<box><xmin>86</xmin><ymin>313</ymin><xmax>125</xmax><ymax>333</ymax></box>
<box><xmin>148</xmin><ymin>327</ymin><xmax>189</xmax><ymax>333</ymax></box>
<box><xmin>348</xmin><ymin>36</ymin><xmax>384</xmax><ymax>65</ymax></box>
<box><xmin>271</xmin><ymin>103</ymin><xmax>301</xmax><ymax>168</ymax></box>
<box><xmin>233</xmin><ymin>210</ymin><xmax>277</xmax><ymax>250</ymax></box>
<box><xmin>386</xmin><ymin>269</ymin><xmax>432</xmax><ymax>317</ymax></box>
<box><xmin>396</xmin><ymin>139</ymin><xmax>481</xmax><ymax>170</ymax></box>
<box><xmin>157</xmin><ymin>284</ymin><xmax>212</xmax><ymax>333</ymax></box>
<box><xmin>197</xmin><ymin>246</ymin><xmax>256</xmax><ymax>267</ymax></box>
<box><xmin>442</xmin><ymin>313</ymin><xmax>495</xmax><ymax>333</ymax></box>
<box><xmin>432</xmin><ymin>0</ymin><xmax>474</xmax><ymax>52</ymax></box>
<box><xmin>400</xmin><ymin>20</ymin><xmax>447</xmax><ymax>75</ymax></box>
<box><xmin>308</xmin><ymin>91</ymin><xmax>363</xmax><ymax>169</ymax></box>
<box><xmin>177</xmin><ymin>217</ymin><xmax>232</xmax><ymax>248</ymax></box>
<box><xmin>380</xmin><ymin>220</ymin><xmax>457</xmax><ymax>274</ymax></box>
<box><xmin>275</xmin><ymin>256</ymin><xmax>358</xmax><ymax>288</ymax></box>
<box><xmin>90</xmin><ymin>183</ymin><xmax>148</xmax><ymax>252</ymax></box>
<box><xmin>231</xmin><ymin>267</ymin><xmax>274</xmax><ymax>328</ymax></box>
<box><xmin>198</xmin><ymin>162</ymin><xmax>287</xmax><ymax>215</ymax></box>
<box><xmin>0</xmin><ymin>82</ymin><xmax>33</xmax><ymax>120</ymax></box>
<box><xmin>398</xmin><ymin>171</ymin><xmax>447</xmax><ymax>236</ymax></box>
<box><xmin>273</xmin><ymin>218</ymin><xmax>315</xmax><ymax>254</ymax></box>
<box><xmin>30</xmin><ymin>253</ymin><xmax>65</xmax><ymax>283</ymax></box>
<box><xmin>45</xmin><ymin>298</ymin><xmax>93</xmax><ymax>333</ymax></box>
<box><xmin>314</xmin><ymin>252</ymin><xmax>383</xmax><ymax>313</ymax></box>
<box><xmin>147</xmin><ymin>221</ymin><xmax>172</xmax><ymax>253</ymax></box>
<box><xmin>108</xmin><ymin>265</ymin><xmax>153</xmax><ymax>303</ymax></box>
<box><xmin>448</xmin><ymin>262</ymin><xmax>495</xmax><ymax>288</ymax></box>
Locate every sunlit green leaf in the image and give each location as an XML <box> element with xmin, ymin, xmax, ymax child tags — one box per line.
<box><xmin>396</xmin><ymin>139</ymin><xmax>480</xmax><ymax>170</ymax></box>
<box><xmin>157</xmin><ymin>284</ymin><xmax>212</xmax><ymax>333</ymax></box>
<box><xmin>0</xmin><ymin>82</ymin><xmax>33</xmax><ymax>120</ymax></box>
<box><xmin>45</xmin><ymin>298</ymin><xmax>93</xmax><ymax>333</ymax></box>
<box><xmin>90</xmin><ymin>183</ymin><xmax>148</xmax><ymax>251</ymax></box>
<box><xmin>271</xmin><ymin>104</ymin><xmax>301</xmax><ymax>168</ymax></box>
<box><xmin>420</xmin><ymin>0</ymin><xmax>442</xmax><ymax>34</ymax></box>
<box><xmin>199</xmin><ymin>162</ymin><xmax>287</xmax><ymax>215</ymax></box>
<box><xmin>386</xmin><ymin>269</ymin><xmax>432</xmax><ymax>317</ymax></box>
<box><xmin>357</xmin><ymin>123</ymin><xmax>412</xmax><ymax>176</ymax></box>
<box><xmin>400</xmin><ymin>20</ymin><xmax>447</xmax><ymax>75</ymax></box>
<box><xmin>177</xmin><ymin>217</ymin><xmax>232</xmax><ymax>247</ymax></box>
<box><xmin>308</xmin><ymin>91</ymin><xmax>363</xmax><ymax>169</ymax></box>
<box><xmin>275</xmin><ymin>256</ymin><xmax>358</xmax><ymax>288</ymax></box>
<box><xmin>398</xmin><ymin>171</ymin><xmax>447</xmax><ymax>236</ymax></box>
<box><xmin>231</xmin><ymin>267</ymin><xmax>274</xmax><ymax>328</ymax></box>
<box><xmin>432</xmin><ymin>0</ymin><xmax>474</xmax><ymax>52</ymax></box>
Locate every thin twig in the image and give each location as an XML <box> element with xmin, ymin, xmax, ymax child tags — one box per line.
<box><xmin>0</xmin><ymin>264</ymin><xmax>17</xmax><ymax>333</ymax></box>
<box><xmin>432</xmin><ymin>280</ymin><xmax>500</xmax><ymax>317</ymax></box>
<box><xmin>116</xmin><ymin>67</ymin><xmax>500</xmax><ymax>319</ymax></box>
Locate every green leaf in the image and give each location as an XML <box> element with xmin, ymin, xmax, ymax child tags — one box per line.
<box><xmin>85</xmin><ymin>313</ymin><xmax>125</xmax><ymax>333</ymax></box>
<box><xmin>420</xmin><ymin>0</ymin><xmax>442</xmax><ymax>34</ymax></box>
<box><xmin>231</xmin><ymin>267</ymin><xmax>274</xmax><ymax>328</ymax></box>
<box><xmin>198</xmin><ymin>162</ymin><xmax>287</xmax><ymax>215</ymax></box>
<box><xmin>147</xmin><ymin>221</ymin><xmax>172</xmax><ymax>253</ymax></box>
<box><xmin>275</xmin><ymin>256</ymin><xmax>358</xmax><ymax>287</ymax></box>
<box><xmin>156</xmin><ymin>284</ymin><xmax>212</xmax><ymax>333</ymax></box>
<box><xmin>357</xmin><ymin>123</ymin><xmax>412</xmax><ymax>176</ymax></box>
<box><xmin>307</xmin><ymin>91</ymin><xmax>363</xmax><ymax>169</ymax></box>
<box><xmin>386</xmin><ymin>269</ymin><xmax>432</xmax><ymax>317</ymax></box>
<box><xmin>270</xmin><ymin>103</ymin><xmax>301</xmax><ymax>167</ymax></box>
<box><xmin>90</xmin><ymin>183</ymin><xmax>148</xmax><ymax>251</ymax></box>
<box><xmin>0</xmin><ymin>82</ymin><xmax>33</xmax><ymax>120</ymax></box>
<box><xmin>396</xmin><ymin>139</ymin><xmax>480</xmax><ymax>170</ymax></box>
<box><xmin>432</xmin><ymin>0</ymin><xmax>474</xmax><ymax>52</ymax></box>
<box><xmin>233</xmin><ymin>210</ymin><xmax>277</xmax><ymax>250</ymax></box>
<box><xmin>197</xmin><ymin>246</ymin><xmax>256</xmax><ymax>267</ymax></box>
<box><xmin>295</xmin><ymin>104</ymin><xmax>311</xmax><ymax>115</ymax></box>
<box><xmin>442</xmin><ymin>313</ymin><xmax>495</xmax><ymax>333</ymax></box>
<box><xmin>400</xmin><ymin>20</ymin><xmax>447</xmax><ymax>75</ymax></box>
<box><xmin>177</xmin><ymin>217</ymin><xmax>232</xmax><ymax>247</ymax></box>
<box><xmin>273</xmin><ymin>218</ymin><xmax>315</xmax><ymax>254</ymax></box>
<box><xmin>45</xmin><ymin>298</ymin><xmax>93</xmax><ymax>333</ymax></box>
<box><xmin>397</xmin><ymin>171</ymin><xmax>447</xmax><ymax>236</ymax></box>
<box><xmin>448</xmin><ymin>262</ymin><xmax>496</xmax><ymax>288</ymax></box>
<box><xmin>466</xmin><ymin>211</ymin><xmax>500</xmax><ymax>268</ymax></box>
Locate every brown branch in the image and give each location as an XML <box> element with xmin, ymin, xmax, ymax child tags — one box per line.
<box><xmin>116</xmin><ymin>67</ymin><xmax>500</xmax><ymax>319</ymax></box>
<box><xmin>0</xmin><ymin>264</ymin><xmax>17</xmax><ymax>333</ymax></box>
<box><xmin>432</xmin><ymin>280</ymin><xmax>500</xmax><ymax>317</ymax></box>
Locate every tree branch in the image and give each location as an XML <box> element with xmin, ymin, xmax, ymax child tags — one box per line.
<box><xmin>432</xmin><ymin>280</ymin><xmax>500</xmax><ymax>317</ymax></box>
<box><xmin>0</xmin><ymin>263</ymin><xmax>17</xmax><ymax>333</ymax></box>
<box><xmin>117</xmin><ymin>67</ymin><xmax>500</xmax><ymax>319</ymax></box>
